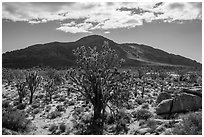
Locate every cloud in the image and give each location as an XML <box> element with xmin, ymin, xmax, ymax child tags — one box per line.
<box><xmin>56</xmin><ymin>21</ymin><xmax>93</xmax><ymax>33</ymax></box>
<box><xmin>2</xmin><ymin>2</ymin><xmax>202</xmax><ymax>33</ymax></box>
<box><xmin>104</xmin><ymin>31</ymin><xmax>110</xmax><ymax>34</ymax></box>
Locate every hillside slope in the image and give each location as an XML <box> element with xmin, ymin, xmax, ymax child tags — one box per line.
<box><xmin>2</xmin><ymin>35</ymin><xmax>201</xmax><ymax>68</ymax></box>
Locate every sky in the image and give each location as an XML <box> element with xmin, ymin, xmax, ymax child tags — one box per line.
<box><xmin>2</xmin><ymin>2</ymin><xmax>202</xmax><ymax>63</ymax></box>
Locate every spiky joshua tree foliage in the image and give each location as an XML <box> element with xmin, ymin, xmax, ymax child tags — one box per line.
<box><xmin>26</xmin><ymin>72</ymin><xmax>41</xmax><ymax>104</ymax></box>
<box><xmin>15</xmin><ymin>81</ymin><xmax>27</xmax><ymax>104</ymax></box>
<box><xmin>44</xmin><ymin>69</ymin><xmax>63</xmax><ymax>103</ymax></box>
<box><xmin>44</xmin><ymin>79</ymin><xmax>56</xmax><ymax>103</ymax></box>
<box><xmin>67</xmin><ymin>41</ymin><xmax>133</xmax><ymax>134</ymax></box>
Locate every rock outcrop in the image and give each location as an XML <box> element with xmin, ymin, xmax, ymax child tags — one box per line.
<box><xmin>156</xmin><ymin>88</ymin><xmax>202</xmax><ymax>116</ymax></box>
<box><xmin>156</xmin><ymin>92</ymin><xmax>172</xmax><ymax>105</ymax></box>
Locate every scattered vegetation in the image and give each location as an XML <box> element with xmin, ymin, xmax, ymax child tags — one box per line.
<box><xmin>171</xmin><ymin>112</ymin><xmax>202</xmax><ymax>135</ymax></box>
<box><xmin>2</xmin><ymin>110</ymin><xmax>30</xmax><ymax>132</ymax></box>
<box><xmin>1</xmin><ymin>41</ymin><xmax>202</xmax><ymax>135</ymax></box>
<box><xmin>47</xmin><ymin>111</ymin><xmax>62</xmax><ymax>119</ymax></box>
<box><xmin>26</xmin><ymin>72</ymin><xmax>41</xmax><ymax>104</ymax></box>
<box><xmin>132</xmin><ymin>109</ymin><xmax>153</xmax><ymax>121</ymax></box>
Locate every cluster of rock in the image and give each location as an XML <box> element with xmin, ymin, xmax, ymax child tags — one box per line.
<box><xmin>156</xmin><ymin>88</ymin><xmax>202</xmax><ymax>118</ymax></box>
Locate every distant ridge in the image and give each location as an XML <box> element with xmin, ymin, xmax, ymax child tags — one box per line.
<box><xmin>2</xmin><ymin>35</ymin><xmax>201</xmax><ymax>69</ymax></box>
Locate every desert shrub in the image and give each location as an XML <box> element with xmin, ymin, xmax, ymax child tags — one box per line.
<box><xmin>125</xmin><ymin>101</ymin><xmax>134</xmax><ymax>110</ymax></box>
<box><xmin>47</xmin><ymin>111</ymin><xmax>62</xmax><ymax>119</ymax></box>
<box><xmin>73</xmin><ymin>107</ymin><xmax>84</xmax><ymax>117</ymax></box>
<box><xmin>58</xmin><ymin>96</ymin><xmax>66</xmax><ymax>102</ymax></box>
<box><xmin>17</xmin><ymin>103</ymin><xmax>26</xmax><ymax>110</ymax></box>
<box><xmin>146</xmin><ymin>119</ymin><xmax>159</xmax><ymax>132</ymax></box>
<box><xmin>105</xmin><ymin>109</ymin><xmax>131</xmax><ymax>134</ymax></box>
<box><xmin>135</xmin><ymin>97</ymin><xmax>145</xmax><ymax>105</ymax></box>
<box><xmin>45</xmin><ymin>105</ymin><xmax>51</xmax><ymax>112</ymax></box>
<box><xmin>72</xmin><ymin>112</ymin><xmax>94</xmax><ymax>135</ymax></box>
<box><xmin>132</xmin><ymin>109</ymin><xmax>153</xmax><ymax>121</ymax></box>
<box><xmin>141</xmin><ymin>103</ymin><xmax>149</xmax><ymax>109</ymax></box>
<box><xmin>32</xmin><ymin>103</ymin><xmax>40</xmax><ymax>109</ymax></box>
<box><xmin>115</xmin><ymin>119</ymin><xmax>129</xmax><ymax>134</ymax></box>
<box><xmin>171</xmin><ymin>112</ymin><xmax>202</xmax><ymax>135</ymax></box>
<box><xmin>2</xmin><ymin>110</ymin><xmax>30</xmax><ymax>132</ymax></box>
<box><xmin>189</xmin><ymin>73</ymin><xmax>198</xmax><ymax>83</ymax></box>
<box><xmin>49</xmin><ymin>123</ymin><xmax>58</xmax><ymax>132</ymax></box>
<box><xmin>33</xmin><ymin>108</ymin><xmax>40</xmax><ymax>114</ymax></box>
<box><xmin>2</xmin><ymin>128</ymin><xmax>19</xmax><ymax>135</ymax></box>
<box><xmin>116</xmin><ymin>109</ymin><xmax>131</xmax><ymax>124</ymax></box>
<box><xmin>64</xmin><ymin>127</ymin><xmax>71</xmax><ymax>135</ymax></box>
<box><xmin>56</xmin><ymin>105</ymin><xmax>65</xmax><ymax>112</ymax></box>
<box><xmin>2</xmin><ymin>100</ymin><xmax>11</xmax><ymax>108</ymax></box>
<box><xmin>106</xmin><ymin>113</ymin><xmax>115</xmax><ymax>125</ymax></box>
<box><xmin>59</xmin><ymin>123</ymin><xmax>66</xmax><ymax>132</ymax></box>
<box><xmin>36</xmin><ymin>93</ymin><xmax>44</xmax><ymax>99</ymax></box>
<box><xmin>45</xmin><ymin>69</ymin><xmax>64</xmax><ymax>86</ymax></box>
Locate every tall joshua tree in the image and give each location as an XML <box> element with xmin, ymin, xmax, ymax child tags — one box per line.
<box><xmin>44</xmin><ymin>79</ymin><xmax>56</xmax><ymax>103</ymax></box>
<box><xmin>15</xmin><ymin>81</ymin><xmax>27</xmax><ymax>104</ymax></box>
<box><xmin>67</xmin><ymin>41</ymin><xmax>132</xmax><ymax>134</ymax></box>
<box><xmin>26</xmin><ymin>71</ymin><xmax>41</xmax><ymax>104</ymax></box>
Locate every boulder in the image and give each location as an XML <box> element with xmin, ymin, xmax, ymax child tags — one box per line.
<box><xmin>135</xmin><ymin>127</ymin><xmax>151</xmax><ymax>135</ymax></box>
<box><xmin>156</xmin><ymin>92</ymin><xmax>172</xmax><ymax>105</ymax></box>
<box><xmin>156</xmin><ymin>99</ymin><xmax>173</xmax><ymax>115</ymax></box>
<box><xmin>182</xmin><ymin>88</ymin><xmax>202</xmax><ymax>97</ymax></box>
<box><xmin>156</xmin><ymin>93</ymin><xmax>202</xmax><ymax>115</ymax></box>
<box><xmin>171</xmin><ymin>93</ymin><xmax>202</xmax><ymax>113</ymax></box>
<box><xmin>2</xmin><ymin>128</ymin><xmax>18</xmax><ymax>135</ymax></box>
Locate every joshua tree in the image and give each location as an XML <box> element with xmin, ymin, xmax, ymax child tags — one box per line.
<box><xmin>15</xmin><ymin>81</ymin><xmax>27</xmax><ymax>104</ymax></box>
<box><xmin>67</xmin><ymin>41</ymin><xmax>132</xmax><ymax>134</ymax></box>
<box><xmin>44</xmin><ymin>69</ymin><xmax>63</xmax><ymax>103</ymax></box>
<box><xmin>26</xmin><ymin>72</ymin><xmax>41</xmax><ymax>104</ymax></box>
<box><xmin>141</xmin><ymin>85</ymin><xmax>145</xmax><ymax>98</ymax></box>
<box><xmin>44</xmin><ymin>79</ymin><xmax>56</xmax><ymax>102</ymax></box>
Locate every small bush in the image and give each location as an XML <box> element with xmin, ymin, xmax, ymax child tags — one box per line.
<box><xmin>171</xmin><ymin>112</ymin><xmax>202</xmax><ymax>135</ymax></box>
<box><xmin>33</xmin><ymin>108</ymin><xmax>40</xmax><ymax>114</ymax></box>
<box><xmin>45</xmin><ymin>105</ymin><xmax>51</xmax><ymax>112</ymax></box>
<box><xmin>116</xmin><ymin>109</ymin><xmax>131</xmax><ymax>124</ymax></box>
<box><xmin>65</xmin><ymin>127</ymin><xmax>71</xmax><ymax>135</ymax></box>
<box><xmin>49</xmin><ymin>124</ymin><xmax>58</xmax><ymax>132</ymax></box>
<box><xmin>115</xmin><ymin>119</ymin><xmax>129</xmax><ymax>134</ymax></box>
<box><xmin>132</xmin><ymin>109</ymin><xmax>153</xmax><ymax>120</ymax></box>
<box><xmin>56</xmin><ymin>105</ymin><xmax>65</xmax><ymax>112</ymax></box>
<box><xmin>106</xmin><ymin>113</ymin><xmax>115</xmax><ymax>125</ymax></box>
<box><xmin>126</xmin><ymin>102</ymin><xmax>134</xmax><ymax>110</ymax></box>
<box><xmin>59</xmin><ymin>123</ymin><xmax>66</xmax><ymax>132</ymax></box>
<box><xmin>141</xmin><ymin>103</ymin><xmax>149</xmax><ymax>109</ymax></box>
<box><xmin>146</xmin><ymin>119</ymin><xmax>158</xmax><ymax>132</ymax></box>
<box><xmin>58</xmin><ymin>97</ymin><xmax>66</xmax><ymax>102</ymax></box>
<box><xmin>68</xmin><ymin>100</ymin><xmax>75</xmax><ymax>106</ymax></box>
<box><xmin>73</xmin><ymin>107</ymin><xmax>84</xmax><ymax>116</ymax></box>
<box><xmin>135</xmin><ymin>98</ymin><xmax>145</xmax><ymax>105</ymax></box>
<box><xmin>2</xmin><ymin>100</ymin><xmax>11</xmax><ymax>108</ymax></box>
<box><xmin>47</xmin><ymin>111</ymin><xmax>62</xmax><ymax>119</ymax></box>
<box><xmin>2</xmin><ymin>110</ymin><xmax>30</xmax><ymax>132</ymax></box>
<box><xmin>17</xmin><ymin>103</ymin><xmax>26</xmax><ymax>110</ymax></box>
<box><xmin>32</xmin><ymin>103</ymin><xmax>40</xmax><ymax>109</ymax></box>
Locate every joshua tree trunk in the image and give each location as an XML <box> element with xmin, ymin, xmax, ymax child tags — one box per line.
<box><xmin>93</xmin><ymin>102</ymin><xmax>103</xmax><ymax>134</ymax></box>
<box><xmin>142</xmin><ymin>86</ymin><xmax>145</xmax><ymax>98</ymax></box>
<box><xmin>49</xmin><ymin>94</ymin><xmax>52</xmax><ymax>102</ymax></box>
<box><xmin>92</xmin><ymin>83</ymin><xmax>104</xmax><ymax>134</ymax></box>
<box><xmin>19</xmin><ymin>97</ymin><xmax>23</xmax><ymax>104</ymax></box>
<box><xmin>30</xmin><ymin>91</ymin><xmax>34</xmax><ymax>104</ymax></box>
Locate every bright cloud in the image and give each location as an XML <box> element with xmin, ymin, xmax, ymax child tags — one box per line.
<box><xmin>2</xmin><ymin>2</ymin><xmax>202</xmax><ymax>33</ymax></box>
